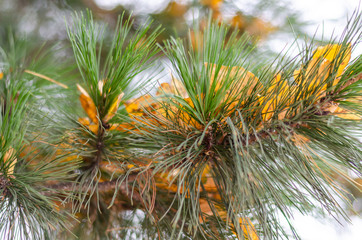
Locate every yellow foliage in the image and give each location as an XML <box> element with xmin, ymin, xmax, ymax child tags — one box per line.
<box><xmin>293</xmin><ymin>58</ymin><xmax>331</xmax><ymax>95</ymax></box>
<box><xmin>78</xmin><ymin>117</ymin><xmax>90</xmax><ymax>126</ymax></box>
<box><xmin>313</xmin><ymin>44</ymin><xmax>351</xmax><ymax>78</ymax></box>
<box><xmin>119</xmin><ymin>45</ymin><xmax>357</xmax><ymax>133</ymax></box>
<box><xmin>212</xmin><ymin>10</ymin><xmax>223</xmax><ymax>22</ymax></box>
<box><xmin>117</xmin><ymin>94</ymin><xmax>162</xmax><ymax>131</ymax></box>
<box><xmin>154</xmin><ymin>164</ymin><xmax>258</xmax><ymax>239</ymax></box>
<box><xmin>153</xmin><ymin>64</ymin><xmax>259</xmax><ymax>130</ymax></box>
<box><xmin>103</xmin><ymin>92</ymin><xmax>124</xmax><ymax>123</ymax></box>
<box><xmin>190</xmin><ymin>30</ymin><xmax>204</xmax><ymax>51</ymax></box>
<box><xmin>3</xmin><ymin>147</ymin><xmax>16</xmax><ymax>177</ymax></box>
<box><xmin>125</xmin><ymin>94</ymin><xmax>156</xmax><ymax>117</ymax></box>
<box><xmin>307</xmin><ymin>44</ymin><xmax>360</xmax><ymax>120</ymax></box>
<box><xmin>77</xmin><ymin>84</ymin><xmax>98</xmax><ymax>124</ymax></box>
<box><xmin>77</xmin><ymin>82</ymin><xmax>124</xmax><ymax>134</ymax></box>
<box><xmin>198</xmin><ymin>63</ymin><xmax>260</xmax><ymax>113</ymax></box>
<box><xmin>166</xmin><ymin>1</ymin><xmax>188</xmax><ymax>17</ymax></box>
<box><xmin>260</xmin><ymin>74</ymin><xmax>295</xmax><ymax>122</ymax></box>
<box><xmin>332</xmin><ymin>106</ymin><xmax>361</xmax><ymax>120</ymax></box>
<box><xmin>291</xmin><ymin>133</ymin><xmax>310</xmax><ymax>145</ymax></box>
<box><xmin>294</xmin><ymin>44</ymin><xmax>352</xmax><ymax>94</ymax></box>
<box><xmin>157</xmin><ymin>75</ymin><xmax>188</xmax><ymax>98</ymax></box>
<box><xmin>100</xmin><ymin>162</ymin><xmax>135</xmax><ymax>176</ymax></box>
<box><xmin>231</xmin><ymin>14</ymin><xmax>245</xmax><ymax>29</ymax></box>
<box><xmin>77</xmin><ymin>117</ymin><xmax>99</xmax><ymax>134</ymax></box>
<box><xmin>259</xmin><ymin>44</ymin><xmax>356</xmax><ymax>122</ymax></box>
<box><xmin>175</xmin><ymin>97</ymin><xmax>203</xmax><ymax>129</ymax></box>
<box><xmin>238</xmin><ymin>218</ymin><xmax>259</xmax><ymax>240</ymax></box>
<box><xmin>207</xmin><ymin>63</ymin><xmax>259</xmax><ymax>99</ymax></box>
<box><xmin>200</xmin><ymin>0</ymin><xmax>223</xmax><ymax>10</ymax></box>
<box><xmin>246</xmin><ymin>18</ymin><xmax>275</xmax><ymax>39</ymax></box>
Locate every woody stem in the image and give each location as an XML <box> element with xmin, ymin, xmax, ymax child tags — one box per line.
<box><xmin>93</xmin><ymin>119</ymin><xmax>106</xmax><ymax>168</ymax></box>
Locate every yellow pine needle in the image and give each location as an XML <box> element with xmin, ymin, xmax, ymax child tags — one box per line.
<box><xmin>199</xmin><ymin>199</ymin><xmax>259</xmax><ymax>240</ymax></box>
<box><xmin>322</xmin><ymin>102</ymin><xmax>361</xmax><ymax>120</ymax></box>
<box><xmin>24</xmin><ymin>70</ymin><xmax>68</xmax><ymax>89</ymax></box>
<box><xmin>333</xmin><ymin>106</ymin><xmax>361</xmax><ymax>120</ymax></box>
<box><xmin>88</xmin><ymin>124</ymin><xmax>99</xmax><ymax>135</ymax></box>
<box><xmin>260</xmin><ymin>74</ymin><xmax>292</xmax><ymax>122</ymax></box>
<box><xmin>156</xmin><ymin>82</ymin><xmax>173</xmax><ymax>96</ymax></box>
<box><xmin>155</xmin><ymin>64</ymin><xmax>260</xmax><ymax>129</ymax></box>
<box><xmin>293</xmin><ymin>44</ymin><xmax>351</xmax><ymax>94</ymax></box>
<box><xmin>125</xmin><ymin>94</ymin><xmax>157</xmax><ymax>117</ymax></box>
<box><xmin>260</xmin><ymin>44</ymin><xmax>353</xmax><ymax>122</ymax></box>
<box><xmin>294</xmin><ymin>58</ymin><xmax>331</xmax><ymax>94</ymax></box>
<box><xmin>238</xmin><ymin>218</ymin><xmax>259</xmax><ymax>240</ymax></box>
<box><xmin>4</xmin><ymin>147</ymin><xmax>17</xmax><ymax>177</ymax></box>
<box><xmin>77</xmin><ymin>80</ymin><xmax>124</xmax><ymax>132</ymax></box>
<box><xmin>158</xmin><ymin>166</ymin><xmax>259</xmax><ymax>240</ymax></box>
<box><xmin>78</xmin><ymin>117</ymin><xmax>98</xmax><ymax>134</ymax></box>
<box><xmin>206</xmin><ymin>63</ymin><xmax>259</xmax><ymax>98</ymax></box>
<box><xmin>171</xmin><ymin>74</ymin><xmax>188</xmax><ymax>98</ymax></box>
<box><xmin>313</xmin><ymin>44</ymin><xmax>351</xmax><ymax>78</ymax></box>
<box><xmin>206</xmin><ymin>63</ymin><xmax>260</xmax><ymax>114</ymax></box>
<box><xmin>77</xmin><ymin>84</ymin><xmax>99</xmax><ymax>124</ymax></box>
<box><xmin>78</xmin><ymin>117</ymin><xmax>91</xmax><ymax>126</ymax></box>
<box><xmin>103</xmin><ymin>92</ymin><xmax>124</xmax><ymax>123</ymax></box>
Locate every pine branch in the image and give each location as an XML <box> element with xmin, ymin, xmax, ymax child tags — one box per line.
<box><xmin>44</xmin><ymin>174</ymin><xmax>137</xmax><ymax>195</ymax></box>
<box><xmin>1</xmin><ymin>8</ymin><xmax>361</xmax><ymax>240</ymax></box>
<box><xmin>132</xmin><ymin>11</ymin><xmax>362</xmax><ymax>239</ymax></box>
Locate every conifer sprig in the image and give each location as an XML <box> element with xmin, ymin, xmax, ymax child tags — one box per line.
<box><xmin>1</xmin><ymin>8</ymin><xmax>361</xmax><ymax>240</ymax></box>
<box><xmin>134</xmin><ymin>11</ymin><xmax>362</xmax><ymax>239</ymax></box>
<box><xmin>65</xmin><ymin>11</ymin><xmax>162</xmax><ymax>214</ymax></box>
<box><xmin>1</xmin><ymin>56</ymin><xmax>78</xmax><ymax>239</ymax></box>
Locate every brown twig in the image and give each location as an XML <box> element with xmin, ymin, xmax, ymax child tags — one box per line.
<box><xmin>0</xmin><ymin>175</ymin><xmax>11</xmax><ymax>199</ymax></box>
<box><xmin>338</xmin><ymin>72</ymin><xmax>362</xmax><ymax>92</ymax></box>
<box><xmin>44</xmin><ymin>174</ymin><xmax>138</xmax><ymax>192</ymax></box>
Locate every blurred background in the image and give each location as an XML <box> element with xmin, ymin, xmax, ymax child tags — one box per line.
<box><xmin>0</xmin><ymin>0</ymin><xmax>360</xmax><ymax>239</ymax></box>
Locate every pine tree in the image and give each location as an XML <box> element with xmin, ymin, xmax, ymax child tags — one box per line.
<box><xmin>0</xmin><ymin>9</ymin><xmax>361</xmax><ymax>240</ymax></box>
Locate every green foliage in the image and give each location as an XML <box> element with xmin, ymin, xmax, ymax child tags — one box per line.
<box><xmin>138</xmin><ymin>11</ymin><xmax>362</xmax><ymax>239</ymax></box>
<box><xmin>0</xmin><ymin>41</ymin><xmax>79</xmax><ymax>239</ymax></box>
<box><xmin>0</xmin><ymin>8</ymin><xmax>361</xmax><ymax>240</ymax></box>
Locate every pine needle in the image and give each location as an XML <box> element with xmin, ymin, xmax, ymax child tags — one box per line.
<box><xmin>24</xmin><ymin>69</ymin><xmax>68</xmax><ymax>89</ymax></box>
